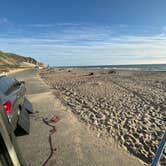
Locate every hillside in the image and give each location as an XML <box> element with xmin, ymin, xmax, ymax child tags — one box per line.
<box><xmin>0</xmin><ymin>51</ymin><xmax>43</xmax><ymax>73</ymax></box>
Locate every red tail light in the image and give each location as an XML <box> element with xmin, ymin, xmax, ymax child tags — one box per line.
<box><xmin>3</xmin><ymin>100</ymin><xmax>12</xmax><ymax>113</ymax></box>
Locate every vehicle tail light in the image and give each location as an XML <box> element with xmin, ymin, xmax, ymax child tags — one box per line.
<box><xmin>3</xmin><ymin>100</ymin><xmax>12</xmax><ymax>113</ymax></box>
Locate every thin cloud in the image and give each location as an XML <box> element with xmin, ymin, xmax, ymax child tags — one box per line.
<box><xmin>0</xmin><ymin>17</ymin><xmax>8</xmax><ymax>24</ymax></box>
<box><xmin>164</xmin><ymin>26</ymin><xmax>166</xmax><ymax>32</ymax></box>
<box><xmin>26</xmin><ymin>24</ymin><xmax>55</xmax><ymax>28</ymax></box>
<box><xmin>0</xmin><ymin>23</ymin><xmax>166</xmax><ymax>66</ymax></box>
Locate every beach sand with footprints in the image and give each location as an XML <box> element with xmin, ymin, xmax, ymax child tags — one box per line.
<box><xmin>40</xmin><ymin>68</ymin><xmax>166</xmax><ymax>165</ymax></box>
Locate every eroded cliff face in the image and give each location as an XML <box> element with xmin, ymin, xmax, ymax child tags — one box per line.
<box><xmin>0</xmin><ymin>50</ymin><xmax>43</xmax><ymax>73</ymax></box>
<box><xmin>0</xmin><ymin>50</ymin><xmax>43</xmax><ymax>67</ymax></box>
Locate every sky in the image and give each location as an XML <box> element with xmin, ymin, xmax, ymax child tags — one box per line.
<box><xmin>0</xmin><ymin>0</ymin><xmax>166</xmax><ymax>66</ymax></box>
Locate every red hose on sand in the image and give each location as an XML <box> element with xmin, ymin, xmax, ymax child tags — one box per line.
<box><xmin>42</xmin><ymin>116</ymin><xmax>60</xmax><ymax>166</ymax></box>
<box><xmin>31</xmin><ymin>112</ymin><xmax>60</xmax><ymax>166</ymax></box>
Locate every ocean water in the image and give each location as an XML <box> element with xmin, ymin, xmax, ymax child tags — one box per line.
<box><xmin>60</xmin><ymin>64</ymin><xmax>166</xmax><ymax>71</ymax></box>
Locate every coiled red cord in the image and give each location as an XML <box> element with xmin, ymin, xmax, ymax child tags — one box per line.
<box><xmin>31</xmin><ymin>112</ymin><xmax>60</xmax><ymax>166</ymax></box>
<box><xmin>42</xmin><ymin>116</ymin><xmax>60</xmax><ymax>166</ymax></box>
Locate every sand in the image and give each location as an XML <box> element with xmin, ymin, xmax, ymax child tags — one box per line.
<box><xmin>0</xmin><ymin>62</ymin><xmax>37</xmax><ymax>75</ymax></box>
<box><xmin>0</xmin><ymin>68</ymin><xmax>26</xmax><ymax>75</ymax></box>
<box><xmin>40</xmin><ymin>68</ymin><xmax>166</xmax><ymax>165</ymax></box>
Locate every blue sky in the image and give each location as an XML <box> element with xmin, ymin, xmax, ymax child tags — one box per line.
<box><xmin>0</xmin><ymin>0</ymin><xmax>166</xmax><ymax>66</ymax></box>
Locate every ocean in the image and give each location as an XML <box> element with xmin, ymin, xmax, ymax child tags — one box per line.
<box><xmin>59</xmin><ymin>64</ymin><xmax>166</xmax><ymax>71</ymax></box>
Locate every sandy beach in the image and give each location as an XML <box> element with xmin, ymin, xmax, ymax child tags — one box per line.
<box><xmin>40</xmin><ymin>68</ymin><xmax>166</xmax><ymax>165</ymax></box>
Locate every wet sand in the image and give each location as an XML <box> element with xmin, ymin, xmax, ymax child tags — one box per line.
<box><xmin>40</xmin><ymin>68</ymin><xmax>166</xmax><ymax>165</ymax></box>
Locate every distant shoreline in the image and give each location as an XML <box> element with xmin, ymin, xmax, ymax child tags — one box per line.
<box><xmin>50</xmin><ymin>64</ymin><xmax>166</xmax><ymax>71</ymax></box>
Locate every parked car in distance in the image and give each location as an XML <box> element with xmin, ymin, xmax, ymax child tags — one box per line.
<box><xmin>0</xmin><ymin>75</ymin><xmax>26</xmax><ymax>130</ymax></box>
